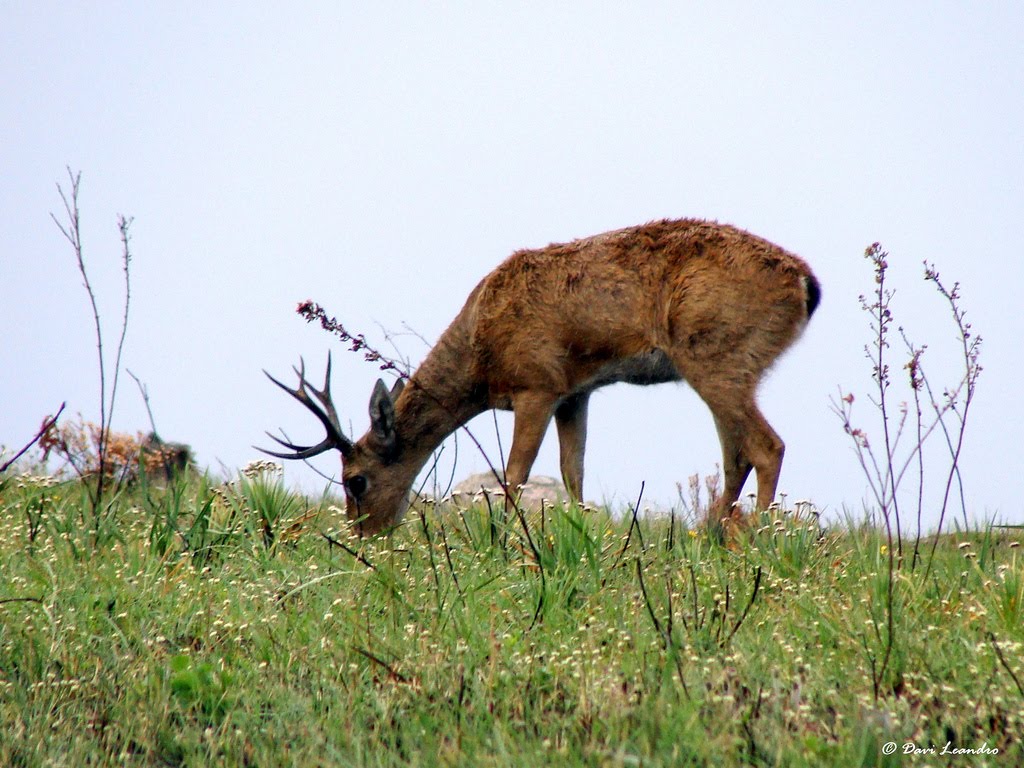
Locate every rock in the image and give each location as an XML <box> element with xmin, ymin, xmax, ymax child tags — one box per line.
<box><xmin>451</xmin><ymin>472</ymin><xmax>568</xmax><ymax>510</ymax></box>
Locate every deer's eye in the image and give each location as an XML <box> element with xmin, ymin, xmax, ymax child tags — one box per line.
<box><xmin>347</xmin><ymin>475</ymin><xmax>368</xmax><ymax>498</ymax></box>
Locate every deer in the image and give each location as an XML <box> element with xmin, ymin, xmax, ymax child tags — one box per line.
<box><xmin>263</xmin><ymin>218</ymin><xmax>820</xmax><ymax>537</ymax></box>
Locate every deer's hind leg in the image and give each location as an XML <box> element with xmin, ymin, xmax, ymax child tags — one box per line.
<box><xmin>673</xmin><ymin>359</ymin><xmax>785</xmax><ymax>537</ymax></box>
<box><xmin>708</xmin><ymin>399</ymin><xmax>784</xmax><ymax>518</ymax></box>
<box><xmin>666</xmin><ymin>294</ymin><xmax>797</xmax><ymax>536</ymax></box>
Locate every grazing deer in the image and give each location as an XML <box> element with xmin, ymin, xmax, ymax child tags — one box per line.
<box><xmin>264</xmin><ymin>219</ymin><xmax>820</xmax><ymax>536</ymax></box>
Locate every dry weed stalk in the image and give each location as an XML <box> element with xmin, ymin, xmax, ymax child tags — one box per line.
<box><xmin>832</xmin><ymin>242</ymin><xmax>983</xmax><ymax>699</ymax></box>
<box><xmin>50</xmin><ymin>169</ymin><xmax>135</xmax><ymax>519</ymax></box>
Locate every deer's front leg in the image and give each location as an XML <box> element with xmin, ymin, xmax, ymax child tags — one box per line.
<box><xmin>554</xmin><ymin>391</ymin><xmax>589</xmax><ymax>502</ymax></box>
<box><xmin>504</xmin><ymin>392</ymin><xmax>556</xmax><ymax>501</ymax></box>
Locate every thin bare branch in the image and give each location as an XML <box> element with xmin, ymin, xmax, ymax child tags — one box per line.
<box><xmin>988</xmin><ymin>631</ymin><xmax>1024</xmax><ymax>699</ymax></box>
<box><xmin>0</xmin><ymin>403</ymin><xmax>66</xmax><ymax>475</ymax></box>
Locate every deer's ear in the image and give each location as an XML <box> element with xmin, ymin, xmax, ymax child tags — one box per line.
<box><xmin>390</xmin><ymin>378</ymin><xmax>405</xmax><ymax>401</ymax></box>
<box><xmin>369</xmin><ymin>379</ymin><xmax>398</xmax><ymax>457</ymax></box>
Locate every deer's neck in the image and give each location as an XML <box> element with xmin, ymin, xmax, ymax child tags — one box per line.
<box><xmin>393</xmin><ymin>325</ymin><xmax>487</xmax><ymax>472</ymax></box>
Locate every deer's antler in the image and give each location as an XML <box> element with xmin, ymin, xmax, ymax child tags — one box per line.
<box><xmin>261</xmin><ymin>353</ymin><xmax>353</xmax><ymax>459</ymax></box>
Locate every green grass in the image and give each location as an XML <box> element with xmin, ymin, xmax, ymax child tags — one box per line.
<box><xmin>1</xmin><ymin>467</ymin><xmax>1021</xmax><ymax>767</ymax></box>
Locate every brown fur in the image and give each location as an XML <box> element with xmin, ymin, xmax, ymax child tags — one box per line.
<box><xmin>276</xmin><ymin>218</ymin><xmax>819</xmax><ymax>537</ymax></box>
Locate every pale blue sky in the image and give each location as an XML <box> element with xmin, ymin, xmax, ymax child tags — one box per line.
<box><xmin>2</xmin><ymin>3</ymin><xmax>1021</xmax><ymax>527</ymax></box>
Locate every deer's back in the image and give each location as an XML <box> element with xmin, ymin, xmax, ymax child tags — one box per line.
<box><xmin>462</xmin><ymin>219</ymin><xmax>815</xmax><ymax>398</ymax></box>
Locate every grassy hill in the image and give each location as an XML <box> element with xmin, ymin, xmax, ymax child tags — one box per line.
<box><xmin>1</xmin><ymin>465</ymin><xmax>1020</xmax><ymax>767</ymax></box>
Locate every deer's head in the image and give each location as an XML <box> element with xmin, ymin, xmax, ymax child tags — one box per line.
<box><xmin>261</xmin><ymin>355</ymin><xmax>409</xmax><ymax>535</ymax></box>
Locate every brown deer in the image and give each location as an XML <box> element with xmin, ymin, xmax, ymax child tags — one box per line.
<box><xmin>264</xmin><ymin>219</ymin><xmax>820</xmax><ymax>536</ymax></box>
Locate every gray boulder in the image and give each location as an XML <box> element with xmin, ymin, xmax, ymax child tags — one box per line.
<box><xmin>451</xmin><ymin>472</ymin><xmax>568</xmax><ymax>510</ymax></box>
